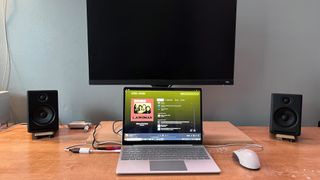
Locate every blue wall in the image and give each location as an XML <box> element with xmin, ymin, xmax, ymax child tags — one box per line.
<box><xmin>7</xmin><ymin>0</ymin><xmax>320</xmax><ymax>125</ymax></box>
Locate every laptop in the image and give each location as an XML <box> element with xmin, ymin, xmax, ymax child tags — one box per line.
<box><xmin>116</xmin><ymin>87</ymin><xmax>221</xmax><ymax>174</ymax></box>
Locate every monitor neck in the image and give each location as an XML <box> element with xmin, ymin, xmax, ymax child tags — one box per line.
<box><xmin>151</xmin><ymin>85</ymin><xmax>173</xmax><ymax>88</ymax></box>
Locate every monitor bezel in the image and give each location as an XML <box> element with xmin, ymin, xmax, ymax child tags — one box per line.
<box><xmin>90</xmin><ymin>79</ymin><xmax>234</xmax><ymax>85</ymax></box>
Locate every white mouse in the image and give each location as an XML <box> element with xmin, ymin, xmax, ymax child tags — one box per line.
<box><xmin>233</xmin><ymin>148</ymin><xmax>261</xmax><ymax>170</ymax></box>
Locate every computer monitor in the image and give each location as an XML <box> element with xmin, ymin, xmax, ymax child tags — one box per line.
<box><xmin>87</xmin><ymin>0</ymin><xmax>237</xmax><ymax>86</ymax></box>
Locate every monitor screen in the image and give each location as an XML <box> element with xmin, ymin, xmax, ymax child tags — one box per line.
<box><xmin>87</xmin><ymin>0</ymin><xmax>237</xmax><ymax>85</ymax></box>
<box><xmin>123</xmin><ymin>88</ymin><xmax>202</xmax><ymax>145</ymax></box>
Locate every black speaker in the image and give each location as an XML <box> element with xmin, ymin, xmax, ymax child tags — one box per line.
<box><xmin>27</xmin><ymin>90</ymin><xmax>59</xmax><ymax>133</ymax></box>
<box><xmin>270</xmin><ymin>93</ymin><xmax>302</xmax><ymax>136</ymax></box>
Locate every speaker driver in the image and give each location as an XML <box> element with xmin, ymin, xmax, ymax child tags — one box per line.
<box><xmin>281</xmin><ymin>97</ymin><xmax>291</xmax><ymax>104</ymax></box>
<box><xmin>32</xmin><ymin>106</ymin><xmax>55</xmax><ymax>126</ymax></box>
<box><xmin>37</xmin><ymin>93</ymin><xmax>48</xmax><ymax>102</ymax></box>
<box><xmin>274</xmin><ymin>108</ymin><xmax>297</xmax><ymax>128</ymax></box>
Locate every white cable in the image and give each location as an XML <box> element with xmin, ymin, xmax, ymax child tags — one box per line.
<box><xmin>64</xmin><ymin>141</ymin><xmax>121</xmax><ymax>152</ymax></box>
<box><xmin>0</xmin><ymin>0</ymin><xmax>3</xmax><ymax>90</ymax></box>
<box><xmin>63</xmin><ymin>143</ymin><xmax>88</xmax><ymax>151</ymax></box>
<box><xmin>4</xmin><ymin>0</ymin><xmax>10</xmax><ymax>91</ymax></box>
<box><xmin>89</xmin><ymin>149</ymin><xmax>121</xmax><ymax>153</ymax></box>
<box><xmin>73</xmin><ymin>148</ymin><xmax>121</xmax><ymax>154</ymax></box>
<box><xmin>79</xmin><ymin>148</ymin><xmax>90</xmax><ymax>154</ymax></box>
<box><xmin>95</xmin><ymin>140</ymin><xmax>122</xmax><ymax>145</ymax></box>
<box><xmin>1</xmin><ymin>0</ymin><xmax>10</xmax><ymax>91</ymax></box>
<box><xmin>1</xmin><ymin>0</ymin><xmax>6</xmax><ymax>90</ymax></box>
<box><xmin>205</xmin><ymin>143</ymin><xmax>263</xmax><ymax>151</ymax></box>
<box><xmin>0</xmin><ymin>0</ymin><xmax>12</xmax><ymax>125</ymax></box>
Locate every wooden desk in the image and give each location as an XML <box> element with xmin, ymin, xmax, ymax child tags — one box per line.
<box><xmin>0</xmin><ymin>123</ymin><xmax>319</xmax><ymax>180</ymax></box>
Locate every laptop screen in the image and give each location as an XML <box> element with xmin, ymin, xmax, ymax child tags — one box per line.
<box><xmin>123</xmin><ymin>88</ymin><xmax>202</xmax><ymax>145</ymax></box>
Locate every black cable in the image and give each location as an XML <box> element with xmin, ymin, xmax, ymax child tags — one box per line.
<box><xmin>91</xmin><ymin>123</ymin><xmax>101</xmax><ymax>149</ymax></box>
<box><xmin>92</xmin><ymin>121</ymin><xmax>122</xmax><ymax>149</ymax></box>
<box><xmin>69</xmin><ymin>148</ymin><xmax>81</xmax><ymax>153</ymax></box>
<box><xmin>112</xmin><ymin>120</ymin><xmax>122</xmax><ymax>135</ymax></box>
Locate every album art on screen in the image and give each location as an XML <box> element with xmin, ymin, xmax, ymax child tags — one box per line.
<box><xmin>131</xmin><ymin>99</ymin><xmax>154</xmax><ymax>122</ymax></box>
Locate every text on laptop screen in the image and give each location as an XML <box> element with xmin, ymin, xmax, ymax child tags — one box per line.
<box><xmin>124</xmin><ymin>89</ymin><xmax>202</xmax><ymax>142</ymax></box>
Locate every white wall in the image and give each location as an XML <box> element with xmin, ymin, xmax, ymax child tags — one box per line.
<box><xmin>6</xmin><ymin>0</ymin><xmax>320</xmax><ymax>125</ymax></box>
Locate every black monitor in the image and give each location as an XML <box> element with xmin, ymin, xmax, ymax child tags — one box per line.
<box><xmin>87</xmin><ymin>0</ymin><xmax>237</xmax><ymax>86</ymax></box>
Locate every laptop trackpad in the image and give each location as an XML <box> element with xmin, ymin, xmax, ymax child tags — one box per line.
<box><xmin>150</xmin><ymin>161</ymin><xmax>187</xmax><ymax>171</ymax></box>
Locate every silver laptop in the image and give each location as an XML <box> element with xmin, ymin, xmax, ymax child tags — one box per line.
<box><xmin>116</xmin><ymin>87</ymin><xmax>221</xmax><ymax>174</ymax></box>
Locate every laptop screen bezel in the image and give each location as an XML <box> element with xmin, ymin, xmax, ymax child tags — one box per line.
<box><xmin>122</xmin><ymin>87</ymin><xmax>203</xmax><ymax>145</ymax></box>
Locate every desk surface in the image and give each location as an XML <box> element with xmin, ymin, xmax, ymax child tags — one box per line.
<box><xmin>0</xmin><ymin>122</ymin><xmax>320</xmax><ymax>180</ymax></box>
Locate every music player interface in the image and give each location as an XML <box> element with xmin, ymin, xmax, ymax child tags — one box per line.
<box><xmin>124</xmin><ymin>89</ymin><xmax>201</xmax><ymax>141</ymax></box>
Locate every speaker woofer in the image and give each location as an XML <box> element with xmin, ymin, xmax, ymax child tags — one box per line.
<box><xmin>274</xmin><ymin>108</ymin><xmax>297</xmax><ymax>128</ymax></box>
<box><xmin>32</xmin><ymin>106</ymin><xmax>55</xmax><ymax>126</ymax></box>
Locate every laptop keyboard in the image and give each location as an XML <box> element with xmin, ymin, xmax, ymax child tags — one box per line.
<box><xmin>121</xmin><ymin>146</ymin><xmax>210</xmax><ymax>160</ymax></box>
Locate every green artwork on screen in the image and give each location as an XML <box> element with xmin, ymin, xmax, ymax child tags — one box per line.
<box><xmin>124</xmin><ymin>89</ymin><xmax>201</xmax><ymax>133</ymax></box>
